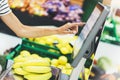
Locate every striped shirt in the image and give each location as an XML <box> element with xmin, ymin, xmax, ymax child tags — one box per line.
<box><xmin>0</xmin><ymin>0</ymin><xmax>11</xmax><ymax>16</ymax></box>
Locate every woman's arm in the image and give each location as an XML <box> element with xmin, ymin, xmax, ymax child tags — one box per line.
<box><xmin>0</xmin><ymin>12</ymin><xmax>84</xmax><ymax>38</ymax></box>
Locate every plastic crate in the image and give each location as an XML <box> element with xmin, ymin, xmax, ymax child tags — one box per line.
<box><xmin>7</xmin><ymin>45</ymin><xmax>45</xmax><ymax>59</ymax></box>
<box><xmin>6</xmin><ymin>45</ymin><xmax>61</xmax><ymax>80</ymax></box>
<box><xmin>100</xmin><ymin>17</ymin><xmax>120</xmax><ymax>44</ymax></box>
<box><xmin>6</xmin><ymin>44</ymin><xmax>68</xmax><ymax>60</ymax></box>
<box><xmin>21</xmin><ymin>39</ymin><xmax>73</xmax><ymax>62</ymax></box>
<box><xmin>6</xmin><ymin>44</ymin><xmax>84</xmax><ymax>80</ymax></box>
<box><xmin>21</xmin><ymin>39</ymin><xmax>92</xmax><ymax>79</ymax></box>
<box><xmin>6</xmin><ymin>45</ymin><xmax>58</xmax><ymax>80</ymax></box>
<box><xmin>21</xmin><ymin>38</ymin><xmax>93</xmax><ymax>75</ymax></box>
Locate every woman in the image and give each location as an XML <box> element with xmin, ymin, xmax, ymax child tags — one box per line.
<box><xmin>0</xmin><ymin>0</ymin><xmax>84</xmax><ymax>38</ymax></box>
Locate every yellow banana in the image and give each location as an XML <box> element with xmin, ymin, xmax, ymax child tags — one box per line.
<box><xmin>23</xmin><ymin>66</ymin><xmax>51</xmax><ymax>73</ymax></box>
<box><xmin>20</xmin><ymin>50</ymin><xmax>31</xmax><ymax>57</ymax></box>
<box><xmin>30</xmin><ymin>54</ymin><xmax>42</xmax><ymax>59</ymax></box>
<box><xmin>14</xmin><ymin>56</ymin><xmax>26</xmax><ymax>63</ymax></box>
<box><xmin>22</xmin><ymin>59</ymin><xmax>50</xmax><ymax>67</ymax></box>
<box><xmin>14</xmin><ymin>68</ymin><xmax>30</xmax><ymax>75</ymax></box>
<box><xmin>13</xmin><ymin>74</ymin><xmax>23</xmax><ymax>80</ymax></box>
<box><xmin>24</xmin><ymin>72</ymin><xmax>52</xmax><ymax>80</ymax></box>
<box><xmin>12</xmin><ymin>62</ymin><xmax>23</xmax><ymax>68</ymax></box>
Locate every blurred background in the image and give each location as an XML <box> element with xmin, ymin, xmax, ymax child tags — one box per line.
<box><xmin>1</xmin><ymin>0</ymin><xmax>120</xmax><ymax>80</ymax></box>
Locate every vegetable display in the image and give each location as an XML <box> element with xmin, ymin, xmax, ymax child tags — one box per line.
<box><xmin>8</xmin><ymin>0</ymin><xmax>83</xmax><ymax>22</ymax></box>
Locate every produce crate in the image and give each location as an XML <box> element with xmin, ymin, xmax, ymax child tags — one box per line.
<box><xmin>21</xmin><ymin>38</ymin><xmax>73</xmax><ymax>62</ymax></box>
<box><xmin>6</xmin><ymin>44</ymin><xmax>83</xmax><ymax>80</ymax></box>
<box><xmin>100</xmin><ymin>17</ymin><xmax>120</xmax><ymax>44</ymax></box>
<box><xmin>22</xmin><ymin>39</ymin><xmax>93</xmax><ymax>79</ymax></box>
<box><xmin>7</xmin><ymin>44</ymin><xmax>71</xmax><ymax>62</ymax></box>
<box><xmin>6</xmin><ymin>44</ymin><xmax>60</xmax><ymax>80</ymax></box>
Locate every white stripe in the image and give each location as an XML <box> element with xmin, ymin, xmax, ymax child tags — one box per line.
<box><xmin>0</xmin><ymin>8</ymin><xmax>11</xmax><ymax>16</ymax></box>
<box><xmin>0</xmin><ymin>7</ymin><xmax>10</xmax><ymax>13</ymax></box>
<box><xmin>0</xmin><ymin>3</ymin><xmax>9</xmax><ymax>11</ymax></box>
<box><xmin>0</xmin><ymin>0</ymin><xmax>11</xmax><ymax>16</ymax></box>
<box><xmin>0</xmin><ymin>0</ymin><xmax>6</xmax><ymax>6</ymax></box>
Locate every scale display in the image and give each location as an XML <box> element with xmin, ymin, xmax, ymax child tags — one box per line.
<box><xmin>73</xmin><ymin>5</ymin><xmax>102</xmax><ymax>58</ymax></box>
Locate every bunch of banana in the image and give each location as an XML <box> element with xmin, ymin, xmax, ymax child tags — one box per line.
<box><xmin>12</xmin><ymin>50</ymin><xmax>52</xmax><ymax>80</ymax></box>
<box><xmin>51</xmin><ymin>56</ymin><xmax>73</xmax><ymax>75</ymax></box>
<box><xmin>51</xmin><ymin>56</ymin><xmax>91</xmax><ymax>80</ymax></box>
<box><xmin>28</xmin><ymin>35</ymin><xmax>78</xmax><ymax>55</ymax></box>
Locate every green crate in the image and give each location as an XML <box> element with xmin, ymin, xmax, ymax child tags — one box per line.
<box><xmin>100</xmin><ymin>17</ymin><xmax>120</xmax><ymax>44</ymax></box>
<box><xmin>21</xmin><ymin>39</ymin><xmax>93</xmax><ymax>78</ymax></box>
<box><xmin>6</xmin><ymin>44</ymin><xmax>83</xmax><ymax>80</ymax></box>
<box><xmin>6</xmin><ymin>45</ymin><xmax>60</xmax><ymax>80</ymax></box>
<box><xmin>21</xmin><ymin>39</ymin><xmax>73</xmax><ymax>63</ymax></box>
<box><xmin>7</xmin><ymin>39</ymin><xmax>73</xmax><ymax>62</ymax></box>
<box><xmin>7</xmin><ymin>45</ymin><xmax>38</xmax><ymax>58</ymax></box>
<box><xmin>6</xmin><ymin>44</ymin><xmax>60</xmax><ymax>60</ymax></box>
<box><xmin>22</xmin><ymin>38</ymin><xmax>60</xmax><ymax>52</ymax></box>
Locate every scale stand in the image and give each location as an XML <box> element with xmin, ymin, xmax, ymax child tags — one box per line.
<box><xmin>69</xmin><ymin>58</ymin><xmax>86</xmax><ymax>80</ymax></box>
<box><xmin>66</xmin><ymin>2</ymin><xmax>110</xmax><ymax>79</ymax></box>
<box><xmin>69</xmin><ymin>36</ymin><xmax>99</xmax><ymax>80</ymax></box>
<box><xmin>58</xmin><ymin>19</ymin><xmax>105</xmax><ymax>80</ymax></box>
<box><xmin>57</xmin><ymin>55</ymin><xmax>87</xmax><ymax>80</ymax></box>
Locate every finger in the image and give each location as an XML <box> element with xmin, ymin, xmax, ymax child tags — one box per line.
<box><xmin>69</xmin><ymin>25</ymin><xmax>78</xmax><ymax>32</ymax></box>
<box><xmin>69</xmin><ymin>26</ymin><xmax>78</xmax><ymax>33</ymax></box>
<box><xmin>62</xmin><ymin>30</ymin><xmax>76</xmax><ymax>34</ymax></box>
<box><xmin>65</xmin><ymin>22</ymin><xmax>85</xmax><ymax>29</ymax></box>
<box><xmin>75</xmin><ymin>26</ymin><xmax>78</xmax><ymax>33</ymax></box>
<box><xmin>68</xmin><ymin>27</ymin><xmax>78</xmax><ymax>34</ymax></box>
<box><xmin>69</xmin><ymin>22</ymin><xmax>86</xmax><ymax>27</ymax></box>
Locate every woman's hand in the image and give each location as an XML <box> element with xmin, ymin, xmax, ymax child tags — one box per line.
<box><xmin>1</xmin><ymin>11</ymin><xmax>85</xmax><ymax>37</ymax></box>
<box><xmin>58</xmin><ymin>22</ymin><xmax>85</xmax><ymax>34</ymax></box>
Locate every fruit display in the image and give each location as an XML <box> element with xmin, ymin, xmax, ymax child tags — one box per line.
<box><xmin>12</xmin><ymin>50</ymin><xmax>73</xmax><ymax>80</ymax></box>
<box><xmin>11</xmin><ymin>50</ymin><xmax>91</xmax><ymax>80</ymax></box>
<box><xmin>8</xmin><ymin>0</ymin><xmax>25</xmax><ymax>9</ymax></box>
<box><xmin>6</xmin><ymin>34</ymin><xmax>94</xmax><ymax>80</ymax></box>
<box><xmin>51</xmin><ymin>56</ymin><xmax>73</xmax><ymax>75</ymax></box>
<box><xmin>27</xmin><ymin>0</ymin><xmax>48</xmax><ymax>16</ymax></box>
<box><xmin>28</xmin><ymin>35</ymin><xmax>78</xmax><ymax>55</ymax></box>
<box><xmin>8</xmin><ymin>0</ymin><xmax>83</xmax><ymax>22</ymax></box>
<box><xmin>43</xmin><ymin>0</ymin><xmax>83</xmax><ymax>22</ymax></box>
<box><xmin>12</xmin><ymin>50</ymin><xmax>52</xmax><ymax>80</ymax></box>
<box><xmin>9</xmin><ymin>0</ymin><xmax>48</xmax><ymax>16</ymax></box>
<box><xmin>51</xmin><ymin>56</ymin><xmax>91</xmax><ymax>80</ymax></box>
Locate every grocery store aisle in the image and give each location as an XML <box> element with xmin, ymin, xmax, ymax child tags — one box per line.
<box><xmin>0</xmin><ymin>33</ymin><xmax>22</xmax><ymax>55</ymax></box>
